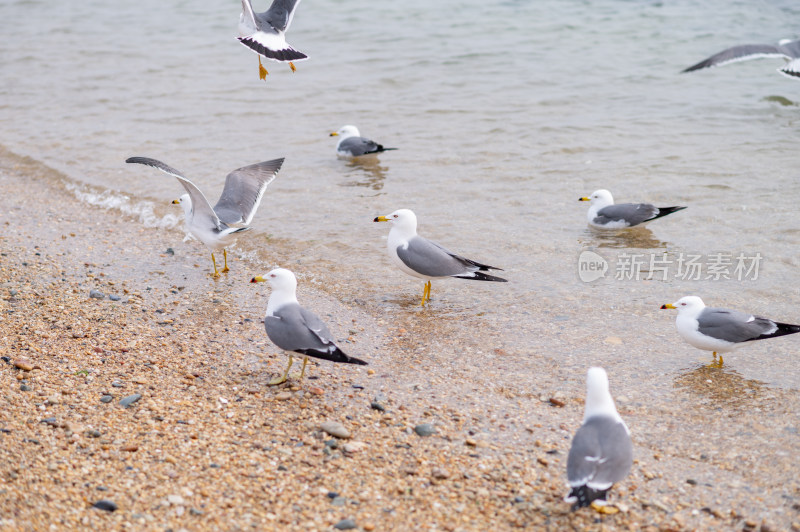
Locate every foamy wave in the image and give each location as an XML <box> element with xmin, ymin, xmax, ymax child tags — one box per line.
<box><xmin>66</xmin><ymin>183</ymin><xmax>180</xmax><ymax>229</ymax></box>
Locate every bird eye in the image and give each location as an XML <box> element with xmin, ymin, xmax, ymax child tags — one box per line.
<box><xmin>393</xmin><ymin>214</ymin><xmax>398</xmax><ymax>218</ymax></box>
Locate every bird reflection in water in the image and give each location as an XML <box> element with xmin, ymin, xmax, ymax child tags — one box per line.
<box><xmin>579</xmin><ymin>226</ymin><xmax>668</xmax><ymax>250</ymax></box>
<box><xmin>339</xmin><ymin>157</ymin><xmax>389</xmax><ymax>192</ymax></box>
<box><xmin>674</xmin><ymin>364</ymin><xmax>765</xmax><ymax>409</ymax></box>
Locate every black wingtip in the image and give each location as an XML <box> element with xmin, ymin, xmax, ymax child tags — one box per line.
<box><xmin>298</xmin><ymin>347</ymin><xmax>368</xmax><ymax>365</ymax></box>
<box><xmin>238</xmin><ymin>37</ymin><xmax>308</xmax><ymax>62</ymax></box>
<box><xmin>454</xmin><ymin>271</ymin><xmax>508</xmax><ymax>282</ymax></box>
<box><xmin>566</xmin><ymin>485</ymin><xmax>611</xmax><ymax>510</ymax></box>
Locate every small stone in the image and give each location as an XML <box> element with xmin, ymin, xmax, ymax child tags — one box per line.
<box><xmin>165</xmin><ymin>248</ymin><xmax>175</xmax><ymax>256</ymax></box>
<box><xmin>343</xmin><ymin>442</ymin><xmax>367</xmax><ymax>454</ymax></box>
<box><xmin>334</xmin><ymin>519</ymin><xmax>357</xmax><ymax>530</ymax></box>
<box><xmin>119</xmin><ymin>393</ymin><xmax>142</xmax><ymax>407</ymax></box>
<box><xmin>431</xmin><ymin>467</ymin><xmax>450</xmax><ymax>479</ymax></box>
<box><xmin>92</xmin><ymin>500</ymin><xmax>118</xmax><ymax>512</ymax></box>
<box><xmin>320</xmin><ymin>421</ymin><xmax>350</xmax><ymax>439</ymax></box>
<box><xmin>308</xmin><ymin>386</ymin><xmax>324</xmax><ymax>395</ymax></box>
<box><xmin>189</xmin><ymin>508</ymin><xmax>203</xmax><ymax>516</ymax></box>
<box><xmin>111</xmin><ymin>381</ymin><xmax>124</xmax><ymax>388</ymax></box>
<box><xmin>363</xmin><ymin>523</ymin><xmax>375</xmax><ymax>531</ymax></box>
<box><xmin>42</xmin><ymin>417</ymin><xmax>57</xmax><ymax>426</ymax></box>
<box><xmin>537</xmin><ymin>457</ymin><xmax>549</xmax><ymax>467</ymax></box>
<box><xmin>370</xmin><ymin>401</ymin><xmax>385</xmax><ymax>412</ymax></box>
<box><xmin>100</xmin><ymin>395</ymin><xmax>113</xmax><ymax>403</ymax></box>
<box><xmin>331</xmin><ymin>496</ymin><xmax>347</xmax><ymax>507</ymax></box>
<box><xmin>89</xmin><ymin>290</ymin><xmax>105</xmax><ymax>299</ymax></box>
<box><xmin>46</xmin><ymin>395</ymin><xmax>60</xmax><ymax>405</ymax></box>
<box><xmin>12</xmin><ymin>358</ymin><xmax>34</xmax><ymax>371</ymax></box>
<box><xmin>414</xmin><ymin>423</ymin><xmax>435</xmax><ymax>437</ymax></box>
<box><xmin>604</xmin><ymin>336</ymin><xmax>622</xmax><ymax>345</ymax></box>
<box><xmin>121</xmin><ymin>444</ymin><xmax>139</xmax><ymax>452</ymax></box>
<box><xmin>20</xmin><ymin>384</ymin><xmax>31</xmax><ymax>391</ymax></box>
<box><xmin>275</xmin><ymin>392</ymin><xmax>292</xmax><ymax>401</ymax></box>
<box><xmin>88</xmin><ymin>430</ymin><xmax>102</xmax><ymax>438</ymax></box>
<box><xmin>167</xmin><ymin>495</ymin><xmax>185</xmax><ymax>506</ymax></box>
<box><xmin>109</xmin><ymin>294</ymin><xmax>121</xmax><ymax>301</ymax></box>
<box><xmin>686</xmin><ymin>478</ymin><xmax>697</xmax><ymax>485</ymax></box>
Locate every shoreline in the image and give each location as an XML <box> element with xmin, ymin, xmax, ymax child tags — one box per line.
<box><xmin>1</xmin><ymin>149</ymin><xmax>798</xmax><ymax>530</ymax></box>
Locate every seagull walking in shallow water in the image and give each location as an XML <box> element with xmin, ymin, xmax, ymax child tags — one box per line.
<box><xmin>565</xmin><ymin>367</ymin><xmax>632</xmax><ymax>512</ymax></box>
<box><xmin>373</xmin><ymin>209</ymin><xmax>506</xmax><ymax>306</ymax></box>
<box><xmin>238</xmin><ymin>0</ymin><xmax>307</xmax><ymax>80</ymax></box>
<box><xmin>252</xmin><ymin>268</ymin><xmax>367</xmax><ymax>385</ymax></box>
<box><xmin>661</xmin><ymin>296</ymin><xmax>800</xmax><ymax>366</ymax></box>
<box><xmin>126</xmin><ymin>156</ymin><xmax>284</xmax><ymax>278</ymax></box>
<box><xmin>579</xmin><ymin>189</ymin><xmax>686</xmax><ymax>229</ymax></box>
<box><xmin>330</xmin><ymin>125</ymin><xmax>397</xmax><ymax>158</ymax></box>
<box><xmin>682</xmin><ymin>38</ymin><xmax>800</xmax><ymax>80</ymax></box>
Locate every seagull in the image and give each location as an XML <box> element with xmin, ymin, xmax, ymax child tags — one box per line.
<box><xmin>125</xmin><ymin>156</ymin><xmax>284</xmax><ymax>278</ymax></box>
<box><xmin>579</xmin><ymin>189</ymin><xmax>686</xmax><ymax>229</ymax></box>
<box><xmin>565</xmin><ymin>367</ymin><xmax>633</xmax><ymax>513</ymax></box>
<box><xmin>661</xmin><ymin>296</ymin><xmax>800</xmax><ymax>366</ymax></box>
<box><xmin>329</xmin><ymin>125</ymin><xmax>397</xmax><ymax>158</ymax></box>
<box><xmin>238</xmin><ymin>0</ymin><xmax>307</xmax><ymax>80</ymax></box>
<box><xmin>373</xmin><ymin>209</ymin><xmax>507</xmax><ymax>306</ymax></box>
<box><xmin>682</xmin><ymin>38</ymin><xmax>800</xmax><ymax>80</ymax></box>
<box><xmin>251</xmin><ymin>268</ymin><xmax>367</xmax><ymax>385</ymax></box>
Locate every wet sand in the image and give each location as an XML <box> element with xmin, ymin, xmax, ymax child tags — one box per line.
<box><xmin>1</xmin><ymin>150</ymin><xmax>799</xmax><ymax>531</ymax></box>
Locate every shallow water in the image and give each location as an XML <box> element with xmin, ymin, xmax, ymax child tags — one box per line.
<box><xmin>2</xmin><ymin>0</ymin><xmax>800</xmax><ymax>388</ymax></box>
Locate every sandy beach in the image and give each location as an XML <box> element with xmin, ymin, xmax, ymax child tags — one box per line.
<box><xmin>1</xmin><ymin>150</ymin><xmax>799</xmax><ymax>531</ymax></box>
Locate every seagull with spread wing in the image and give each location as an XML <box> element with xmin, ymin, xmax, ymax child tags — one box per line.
<box><xmin>238</xmin><ymin>0</ymin><xmax>307</xmax><ymax>80</ymax></box>
<box><xmin>125</xmin><ymin>156</ymin><xmax>284</xmax><ymax>277</ymax></box>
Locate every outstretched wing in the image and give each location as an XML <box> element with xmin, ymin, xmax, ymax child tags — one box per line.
<box><xmin>213</xmin><ymin>158</ymin><xmax>284</xmax><ymax>225</ymax></box>
<box><xmin>683</xmin><ymin>43</ymin><xmax>787</xmax><ymax>72</ymax></box>
<box><xmin>265</xmin><ymin>0</ymin><xmax>302</xmax><ymax>32</ymax></box>
<box><xmin>125</xmin><ymin>157</ymin><xmax>221</xmax><ymax>229</ymax></box>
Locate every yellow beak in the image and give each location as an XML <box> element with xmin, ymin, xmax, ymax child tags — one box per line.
<box><xmin>579</xmin><ymin>197</ymin><xmax>590</xmax><ymax>202</ymax></box>
<box><xmin>172</xmin><ymin>199</ymin><xmax>180</xmax><ymax>204</ymax></box>
<box><xmin>329</xmin><ymin>132</ymin><xmax>339</xmax><ymax>137</ymax></box>
<box><xmin>661</xmin><ymin>303</ymin><xmax>676</xmax><ymax>309</ymax></box>
<box><xmin>373</xmin><ymin>215</ymin><xmax>389</xmax><ymax>222</ymax></box>
<box><xmin>250</xmin><ymin>275</ymin><xmax>266</xmax><ymax>283</ymax></box>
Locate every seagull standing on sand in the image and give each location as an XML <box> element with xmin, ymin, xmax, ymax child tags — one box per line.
<box><xmin>579</xmin><ymin>189</ymin><xmax>686</xmax><ymax>229</ymax></box>
<box><xmin>682</xmin><ymin>39</ymin><xmax>800</xmax><ymax>80</ymax></box>
<box><xmin>251</xmin><ymin>268</ymin><xmax>367</xmax><ymax>385</ymax></box>
<box><xmin>330</xmin><ymin>125</ymin><xmax>397</xmax><ymax>158</ymax></box>
<box><xmin>126</xmin><ymin>156</ymin><xmax>284</xmax><ymax>278</ymax></box>
<box><xmin>238</xmin><ymin>0</ymin><xmax>307</xmax><ymax>80</ymax></box>
<box><xmin>565</xmin><ymin>367</ymin><xmax>633</xmax><ymax>512</ymax></box>
<box><xmin>661</xmin><ymin>296</ymin><xmax>800</xmax><ymax>366</ymax></box>
<box><xmin>373</xmin><ymin>209</ymin><xmax>506</xmax><ymax>306</ymax></box>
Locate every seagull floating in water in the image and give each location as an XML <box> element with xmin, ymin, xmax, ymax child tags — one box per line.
<box><xmin>565</xmin><ymin>367</ymin><xmax>632</xmax><ymax>513</ymax></box>
<box><xmin>251</xmin><ymin>268</ymin><xmax>367</xmax><ymax>385</ymax></box>
<box><xmin>126</xmin><ymin>156</ymin><xmax>284</xmax><ymax>278</ymax></box>
<box><xmin>682</xmin><ymin>38</ymin><xmax>800</xmax><ymax>80</ymax></box>
<box><xmin>373</xmin><ymin>209</ymin><xmax>506</xmax><ymax>306</ymax></box>
<box><xmin>579</xmin><ymin>189</ymin><xmax>686</xmax><ymax>229</ymax></box>
<box><xmin>330</xmin><ymin>125</ymin><xmax>397</xmax><ymax>158</ymax></box>
<box><xmin>661</xmin><ymin>296</ymin><xmax>800</xmax><ymax>366</ymax></box>
<box><xmin>238</xmin><ymin>0</ymin><xmax>307</xmax><ymax>80</ymax></box>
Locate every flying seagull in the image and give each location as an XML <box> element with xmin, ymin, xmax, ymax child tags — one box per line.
<box><xmin>661</xmin><ymin>296</ymin><xmax>800</xmax><ymax>366</ymax></box>
<box><xmin>251</xmin><ymin>268</ymin><xmax>367</xmax><ymax>385</ymax></box>
<box><xmin>682</xmin><ymin>38</ymin><xmax>800</xmax><ymax>80</ymax></box>
<box><xmin>126</xmin><ymin>156</ymin><xmax>284</xmax><ymax>277</ymax></box>
<box><xmin>373</xmin><ymin>209</ymin><xmax>506</xmax><ymax>306</ymax></box>
<box><xmin>238</xmin><ymin>0</ymin><xmax>307</xmax><ymax>80</ymax></box>
<box><xmin>565</xmin><ymin>367</ymin><xmax>633</xmax><ymax>512</ymax></box>
<box><xmin>330</xmin><ymin>125</ymin><xmax>397</xmax><ymax>158</ymax></box>
<box><xmin>579</xmin><ymin>189</ymin><xmax>686</xmax><ymax>229</ymax></box>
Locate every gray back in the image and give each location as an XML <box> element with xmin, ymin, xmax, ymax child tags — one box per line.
<box><xmin>595</xmin><ymin>203</ymin><xmax>657</xmax><ymax>226</ymax></box>
<box><xmin>265</xmin><ymin>303</ymin><xmax>334</xmax><ymax>352</ymax></box>
<box><xmin>339</xmin><ymin>136</ymin><xmax>381</xmax><ymax>156</ymax></box>
<box><xmin>567</xmin><ymin>416</ymin><xmax>632</xmax><ymax>486</ymax></box>
<box><xmin>697</xmin><ymin>307</ymin><xmax>775</xmax><ymax>343</ymax></box>
<box><xmin>396</xmin><ymin>237</ymin><xmax>471</xmax><ymax>278</ymax></box>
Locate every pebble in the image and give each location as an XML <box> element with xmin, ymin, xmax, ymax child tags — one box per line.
<box><xmin>111</xmin><ymin>381</ymin><xmax>124</xmax><ymax>388</ymax></box>
<box><xmin>119</xmin><ymin>394</ymin><xmax>142</xmax><ymax>407</ymax></box>
<box><xmin>414</xmin><ymin>423</ymin><xmax>435</xmax><ymax>437</ymax></box>
<box><xmin>109</xmin><ymin>294</ymin><xmax>121</xmax><ymax>301</ymax></box>
<box><xmin>12</xmin><ymin>358</ymin><xmax>33</xmax><ymax>371</ymax></box>
<box><xmin>334</xmin><ymin>519</ymin><xmax>357</xmax><ymax>530</ymax></box>
<box><xmin>331</xmin><ymin>496</ymin><xmax>347</xmax><ymax>507</ymax></box>
<box><xmin>100</xmin><ymin>395</ymin><xmax>113</xmax><ymax>403</ymax></box>
<box><xmin>343</xmin><ymin>442</ymin><xmax>367</xmax><ymax>454</ymax></box>
<box><xmin>320</xmin><ymin>421</ymin><xmax>350</xmax><ymax>439</ymax></box>
<box><xmin>121</xmin><ymin>444</ymin><xmax>139</xmax><ymax>452</ymax></box>
<box><xmin>431</xmin><ymin>467</ymin><xmax>450</xmax><ymax>479</ymax></box>
<box><xmin>370</xmin><ymin>401</ymin><xmax>386</xmax><ymax>412</ymax></box>
<box><xmin>89</xmin><ymin>290</ymin><xmax>105</xmax><ymax>299</ymax></box>
<box><xmin>20</xmin><ymin>384</ymin><xmax>31</xmax><ymax>391</ymax></box>
<box><xmin>275</xmin><ymin>392</ymin><xmax>292</xmax><ymax>401</ymax></box>
<box><xmin>167</xmin><ymin>494</ymin><xmax>185</xmax><ymax>506</ymax></box>
<box><xmin>92</xmin><ymin>500</ymin><xmax>118</xmax><ymax>512</ymax></box>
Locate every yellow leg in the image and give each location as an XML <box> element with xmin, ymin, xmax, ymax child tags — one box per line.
<box><xmin>590</xmin><ymin>500</ymin><xmax>618</xmax><ymax>514</ymax></box>
<box><xmin>268</xmin><ymin>355</ymin><xmax>293</xmax><ymax>385</ymax></box>
<box><xmin>258</xmin><ymin>57</ymin><xmax>268</xmax><ymax>80</ymax></box>
<box><xmin>221</xmin><ymin>249</ymin><xmax>230</xmax><ymax>273</ymax></box>
<box><xmin>289</xmin><ymin>61</ymin><xmax>296</xmax><ymax>72</ymax></box>
<box><xmin>708</xmin><ymin>351</ymin><xmax>724</xmax><ymax>369</ymax></box>
<box><xmin>210</xmin><ymin>253</ymin><xmax>221</xmax><ymax>278</ymax></box>
<box><xmin>299</xmin><ymin>356</ymin><xmax>308</xmax><ymax>379</ymax></box>
<box><xmin>420</xmin><ymin>280</ymin><xmax>431</xmax><ymax>306</ymax></box>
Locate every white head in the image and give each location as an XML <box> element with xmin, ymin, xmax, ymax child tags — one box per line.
<box><xmin>373</xmin><ymin>208</ymin><xmax>418</xmax><ymax>235</ymax></box>
<box><xmin>583</xmin><ymin>367</ymin><xmax>622</xmax><ymax>423</ymax></box>
<box><xmin>172</xmin><ymin>193</ymin><xmax>192</xmax><ymax>217</ymax></box>
<box><xmin>579</xmin><ymin>189</ymin><xmax>614</xmax><ymax>208</ymax></box>
<box><xmin>330</xmin><ymin>125</ymin><xmax>360</xmax><ymax>140</ymax></box>
<box><xmin>662</xmin><ymin>295</ymin><xmax>706</xmax><ymax>316</ymax></box>
<box><xmin>251</xmin><ymin>268</ymin><xmax>298</xmax><ymax>314</ymax></box>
